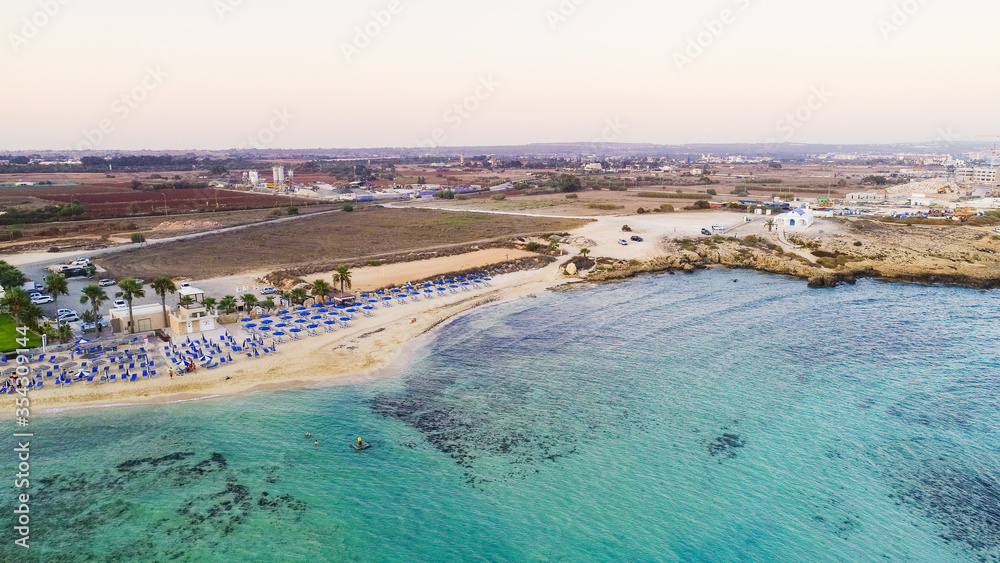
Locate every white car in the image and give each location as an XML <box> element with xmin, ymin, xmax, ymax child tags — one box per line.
<box><xmin>56</xmin><ymin>308</ymin><xmax>77</xmax><ymax>317</ymax></box>
<box><xmin>57</xmin><ymin>313</ymin><xmax>80</xmax><ymax>323</ymax></box>
<box><xmin>113</xmin><ymin>299</ymin><xmax>128</xmax><ymax>309</ymax></box>
<box><xmin>98</xmin><ymin>279</ymin><xmax>116</xmax><ymax>287</ymax></box>
<box><xmin>618</xmin><ymin>239</ymin><xmax>629</xmax><ymax>246</ymax></box>
<box><xmin>260</xmin><ymin>287</ymin><xmax>278</xmax><ymax>295</ymax></box>
<box><xmin>31</xmin><ymin>295</ymin><xmax>54</xmax><ymax>304</ymax></box>
<box><xmin>711</xmin><ymin>225</ymin><xmax>725</xmax><ymax>231</ymax></box>
<box><xmin>71</xmin><ymin>258</ymin><xmax>90</xmax><ymax>266</ymax></box>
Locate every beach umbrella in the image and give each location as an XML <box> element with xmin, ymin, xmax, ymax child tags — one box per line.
<box><xmin>324</xmin><ymin>320</ymin><xmax>337</xmax><ymax>326</ymax></box>
<box><xmin>281</xmin><ymin>315</ymin><xmax>293</xmax><ymax>320</ymax></box>
<box><xmin>376</xmin><ymin>291</ymin><xmax>385</xmax><ymax>295</ymax></box>
<box><xmin>340</xmin><ymin>317</ymin><xmax>351</xmax><ymax>322</ymax></box>
<box><xmin>436</xmin><ymin>287</ymin><xmax>447</xmax><ymax>293</ymax></box>
<box><xmin>311</xmin><ymin>303</ymin><xmax>322</xmax><ymax>308</ymax></box>
<box><xmin>275</xmin><ymin>323</ymin><xmax>288</xmax><ymax>328</ymax></box>
<box><xmin>277</xmin><ymin>310</ymin><xmax>289</xmax><ymax>315</ymax></box>
<box><xmin>227</xmin><ymin>354</ymin><xmax>233</xmax><ymax>362</ymax></box>
<box><xmin>295</xmin><ymin>318</ymin><xmax>307</xmax><ymax>324</ymax></box>
<box><xmin>306</xmin><ymin>324</ymin><xmax>319</xmax><ymax>329</ymax></box>
<box><xmin>273</xmin><ymin>331</ymin><xmax>285</xmax><ymax>337</ymax></box>
<box><xmin>450</xmin><ymin>285</ymin><xmax>459</xmax><ymax>289</ymax></box>
<box><xmin>289</xmin><ymin>328</ymin><xmax>302</xmax><ymax>333</ymax></box>
<box><xmin>317</xmin><ymin>308</ymin><xmax>329</xmax><ymax>313</ymax></box>
<box><xmin>445</xmin><ymin>279</ymin><xmax>455</xmax><ymax>283</ymax></box>
<box><xmin>240</xmin><ymin>317</ymin><xmax>253</xmax><ymax>323</ymax></box>
<box><xmin>75</xmin><ymin>338</ymin><xmax>90</xmax><ymax>345</ymax></box>
<box><xmin>295</xmin><ymin>306</ymin><xmax>307</xmax><ymax>311</ymax></box>
<box><xmin>245</xmin><ymin>323</ymin><xmax>258</xmax><ymax>329</ymax></box>
<box><xmin>260</xmin><ymin>319</ymin><xmax>274</xmax><ymax>324</ymax></box>
<box><xmin>346</xmin><ymin>308</ymin><xmax>357</xmax><ymax>313</ymax></box>
<box><xmin>363</xmin><ymin>306</ymin><xmax>375</xmax><ymax>311</ymax></box>
<box><xmin>382</xmin><ymin>296</ymin><xmax>393</xmax><ymax>301</ymax></box>
<box><xmin>260</xmin><ymin>314</ymin><xmax>272</xmax><ymax>318</ymax></box>
<box><xmin>258</xmin><ymin>326</ymin><xmax>272</xmax><ymax>332</ymax></box>
<box><xmin>311</xmin><ymin>315</ymin><xmax>323</xmax><ymax>320</ymax></box>
<box><xmin>424</xmin><ymin>289</ymin><xmax>433</xmax><ymax>295</ymax></box>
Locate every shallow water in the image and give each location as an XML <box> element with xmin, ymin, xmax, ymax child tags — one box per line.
<box><xmin>5</xmin><ymin>270</ymin><xmax>1000</xmax><ymax>562</ymax></box>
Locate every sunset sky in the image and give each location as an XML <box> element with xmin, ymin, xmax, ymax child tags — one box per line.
<box><xmin>3</xmin><ymin>0</ymin><xmax>998</xmax><ymax>150</ymax></box>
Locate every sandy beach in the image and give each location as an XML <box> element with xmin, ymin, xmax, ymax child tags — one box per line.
<box><xmin>34</xmin><ymin>262</ymin><xmax>571</xmax><ymax>414</ymax></box>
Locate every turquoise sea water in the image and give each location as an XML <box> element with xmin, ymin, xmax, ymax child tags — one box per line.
<box><xmin>4</xmin><ymin>270</ymin><xmax>1000</xmax><ymax>562</ymax></box>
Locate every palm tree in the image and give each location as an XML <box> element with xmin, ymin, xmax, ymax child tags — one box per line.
<box><xmin>202</xmin><ymin>297</ymin><xmax>218</xmax><ymax>313</ymax></box>
<box><xmin>219</xmin><ymin>295</ymin><xmax>237</xmax><ymax>314</ymax></box>
<box><xmin>115</xmin><ymin>278</ymin><xmax>145</xmax><ymax>334</ymax></box>
<box><xmin>241</xmin><ymin>294</ymin><xmax>258</xmax><ymax>312</ymax></box>
<box><xmin>765</xmin><ymin>219</ymin><xmax>776</xmax><ymax>232</ymax></box>
<box><xmin>44</xmin><ymin>273</ymin><xmax>69</xmax><ymax>302</ymax></box>
<box><xmin>261</xmin><ymin>296</ymin><xmax>276</xmax><ymax>311</ymax></box>
<box><xmin>0</xmin><ymin>261</ymin><xmax>26</xmax><ymax>290</ymax></box>
<box><xmin>1</xmin><ymin>288</ymin><xmax>41</xmax><ymax>329</ymax></box>
<box><xmin>179</xmin><ymin>295</ymin><xmax>195</xmax><ymax>308</ymax></box>
<box><xmin>150</xmin><ymin>275</ymin><xmax>177</xmax><ymax>327</ymax></box>
<box><xmin>579</xmin><ymin>248</ymin><xmax>591</xmax><ymax>258</ymax></box>
<box><xmin>311</xmin><ymin>279</ymin><xmax>331</xmax><ymax>304</ymax></box>
<box><xmin>288</xmin><ymin>287</ymin><xmax>308</xmax><ymax>305</ymax></box>
<box><xmin>332</xmin><ymin>265</ymin><xmax>353</xmax><ymax>293</ymax></box>
<box><xmin>80</xmin><ymin>284</ymin><xmax>109</xmax><ymax>333</ymax></box>
<box><xmin>57</xmin><ymin>321</ymin><xmax>74</xmax><ymax>344</ymax></box>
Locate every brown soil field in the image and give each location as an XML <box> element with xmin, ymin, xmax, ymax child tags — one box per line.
<box><xmin>98</xmin><ymin>207</ymin><xmax>588</xmax><ymax>279</ymax></box>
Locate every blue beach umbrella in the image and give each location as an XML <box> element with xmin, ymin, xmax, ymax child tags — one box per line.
<box><xmin>258</xmin><ymin>326</ymin><xmax>272</xmax><ymax>332</ymax></box>
<box><xmin>306</xmin><ymin>324</ymin><xmax>319</xmax><ymax>329</ymax></box>
<box><xmin>295</xmin><ymin>318</ymin><xmax>307</xmax><ymax>324</ymax></box>
<box><xmin>245</xmin><ymin>323</ymin><xmax>258</xmax><ymax>329</ymax></box>
<box><xmin>260</xmin><ymin>314</ymin><xmax>272</xmax><ymax>319</ymax></box>
<box><xmin>273</xmin><ymin>331</ymin><xmax>285</xmax><ymax>337</ymax></box>
<box><xmin>289</xmin><ymin>328</ymin><xmax>302</xmax><ymax>333</ymax></box>
<box><xmin>275</xmin><ymin>323</ymin><xmax>288</xmax><ymax>328</ymax></box>
<box><xmin>340</xmin><ymin>317</ymin><xmax>351</xmax><ymax>322</ymax></box>
<box><xmin>311</xmin><ymin>315</ymin><xmax>323</xmax><ymax>320</ymax></box>
<box><xmin>260</xmin><ymin>319</ymin><xmax>274</xmax><ymax>324</ymax></box>
<box><xmin>324</xmin><ymin>320</ymin><xmax>337</xmax><ymax>326</ymax></box>
<box><xmin>240</xmin><ymin>317</ymin><xmax>252</xmax><ymax>323</ymax></box>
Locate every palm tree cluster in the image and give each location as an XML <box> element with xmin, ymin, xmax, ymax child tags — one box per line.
<box><xmin>115</xmin><ymin>278</ymin><xmax>146</xmax><ymax>333</ymax></box>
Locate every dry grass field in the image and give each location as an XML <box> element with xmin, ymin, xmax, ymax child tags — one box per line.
<box><xmin>99</xmin><ymin>207</ymin><xmax>588</xmax><ymax>279</ymax></box>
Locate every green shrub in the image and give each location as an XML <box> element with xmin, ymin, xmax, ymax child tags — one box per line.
<box><xmin>525</xmin><ymin>242</ymin><xmax>542</xmax><ymax>252</ymax></box>
<box><xmin>659</xmin><ymin>204</ymin><xmax>674</xmax><ymax>212</ymax></box>
<box><xmin>130</xmin><ymin>233</ymin><xmax>145</xmax><ymax>243</ymax></box>
<box><xmin>286</xmin><ymin>205</ymin><xmax>299</xmax><ymax>215</ymax></box>
<box><xmin>706</xmin><ymin>188</ymin><xmax>717</xmax><ymax>196</ymax></box>
<box><xmin>587</xmin><ymin>203</ymin><xmax>625</xmax><ymax>210</ymax></box>
<box><xmin>637</xmin><ymin>207</ymin><xmax>647</xmax><ymax>214</ymax></box>
<box><xmin>491</xmin><ymin>193</ymin><xmax>506</xmax><ymax>201</ymax></box>
<box><xmin>565</xmin><ymin>194</ymin><xmax>578</xmax><ymax>199</ymax></box>
<box><xmin>744</xmin><ymin>234</ymin><xmax>758</xmax><ymax>243</ymax></box>
<box><xmin>342</xmin><ymin>204</ymin><xmax>354</xmax><ymax>212</ymax></box>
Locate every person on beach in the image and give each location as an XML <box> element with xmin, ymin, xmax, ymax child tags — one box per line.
<box><xmin>169</xmin><ymin>367</ymin><xmax>174</xmax><ymax>378</ymax></box>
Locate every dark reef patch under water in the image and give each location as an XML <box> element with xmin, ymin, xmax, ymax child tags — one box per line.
<box><xmin>0</xmin><ymin>451</ymin><xmax>306</xmax><ymax>563</ymax></box>
<box><xmin>892</xmin><ymin>466</ymin><xmax>1000</xmax><ymax>562</ymax></box>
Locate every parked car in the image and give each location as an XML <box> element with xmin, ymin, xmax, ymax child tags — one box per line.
<box><xmin>618</xmin><ymin>239</ymin><xmax>629</xmax><ymax>246</ymax></box>
<box><xmin>71</xmin><ymin>258</ymin><xmax>91</xmax><ymax>266</ymax></box>
<box><xmin>180</xmin><ymin>282</ymin><xmax>191</xmax><ymax>288</ymax></box>
<box><xmin>31</xmin><ymin>294</ymin><xmax>54</xmax><ymax>304</ymax></box>
<box><xmin>260</xmin><ymin>287</ymin><xmax>278</xmax><ymax>295</ymax></box>
<box><xmin>711</xmin><ymin>225</ymin><xmax>725</xmax><ymax>231</ymax></box>
<box><xmin>134</xmin><ymin>279</ymin><xmax>145</xmax><ymax>285</ymax></box>
<box><xmin>57</xmin><ymin>313</ymin><xmax>80</xmax><ymax>323</ymax></box>
<box><xmin>112</xmin><ymin>299</ymin><xmax>128</xmax><ymax>309</ymax></box>
<box><xmin>630</xmin><ymin>235</ymin><xmax>644</xmax><ymax>242</ymax></box>
<box><xmin>701</xmin><ymin>228</ymin><xmax>712</xmax><ymax>235</ymax></box>
<box><xmin>98</xmin><ymin>279</ymin><xmax>116</xmax><ymax>287</ymax></box>
<box><xmin>56</xmin><ymin>308</ymin><xmax>76</xmax><ymax>317</ymax></box>
<box><xmin>26</xmin><ymin>289</ymin><xmax>41</xmax><ymax>297</ymax></box>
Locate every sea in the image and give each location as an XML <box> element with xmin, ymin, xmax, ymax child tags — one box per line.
<box><xmin>4</xmin><ymin>269</ymin><xmax>1000</xmax><ymax>562</ymax></box>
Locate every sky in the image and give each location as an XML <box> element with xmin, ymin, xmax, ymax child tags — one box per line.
<box><xmin>2</xmin><ymin>0</ymin><xmax>999</xmax><ymax>150</ymax></box>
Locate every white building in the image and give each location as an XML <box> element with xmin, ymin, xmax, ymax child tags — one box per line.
<box><xmin>955</xmin><ymin>167</ymin><xmax>997</xmax><ymax>185</ymax></box>
<box><xmin>775</xmin><ymin>208</ymin><xmax>815</xmax><ymax>231</ymax></box>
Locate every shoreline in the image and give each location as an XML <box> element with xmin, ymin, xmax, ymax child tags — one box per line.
<box><xmin>35</xmin><ymin>264</ymin><xmax>572</xmax><ymax>415</ymax></box>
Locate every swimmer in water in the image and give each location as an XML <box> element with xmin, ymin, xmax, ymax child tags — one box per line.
<box><xmin>314</xmin><ymin>440</ymin><xmax>319</xmax><ymax>446</ymax></box>
<box><xmin>306</xmin><ymin>432</ymin><xmax>311</xmax><ymax>438</ymax></box>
